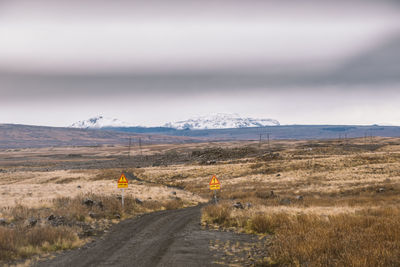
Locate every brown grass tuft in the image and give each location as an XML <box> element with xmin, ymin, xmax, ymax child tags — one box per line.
<box><xmin>163</xmin><ymin>198</ymin><xmax>185</xmax><ymax>210</ymax></box>
<box><xmin>0</xmin><ymin>225</ymin><xmax>80</xmax><ymax>261</ymax></box>
<box><xmin>260</xmin><ymin>208</ymin><xmax>400</xmax><ymax>266</ymax></box>
<box><xmin>202</xmin><ymin>204</ymin><xmax>232</xmax><ymax>225</ymax></box>
<box><xmin>0</xmin><ymin>193</ymin><xmax>176</xmax><ymax>262</ymax></box>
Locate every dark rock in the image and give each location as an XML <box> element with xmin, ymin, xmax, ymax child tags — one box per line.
<box><xmin>135</xmin><ymin>198</ymin><xmax>143</xmax><ymax>205</ymax></box>
<box><xmin>280</xmin><ymin>198</ymin><xmax>291</xmax><ymax>205</ymax></box>
<box><xmin>276</xmin><ymin>174</ymin><xmax>281</xmax><ymax>177</ymax></box>
<box><xmin>88</xmin><ymin>212</ymin><xmax>97</xmax><ymax>219</ymax></box>
<box><xmin>96</xmin><ymin>201</ymin><xmax>104</xmax><ymax>209</ymax></box>
<box><xmin>82</xmin><ymin>228</ymin><xmax>95</xmax><ymax>237</ymax></box>
<box><xmin>246</xmin><ymin>203</ymin><xmax>252</xmax><ymax>209</ymax></box>
<box><xmin>77</xmin><ymin>185</ymin><xmax>82</xmax><ymax>189</ymax></box>
<box><xmin>270</xmin><ymin>190</ymin><xmax>276</xmax><ymax>198</ymax></box>
<box><xmin>83</xmin><ymin>198</ymin><xmax>95</xmax><ymax>206</ymax></box>
<box><xmin>114</xmin><ymin>214</ymin><xmax>121</xmax><ymax>219</ymax></box>
<box><xmin>295</xmin><ymin>195</ymin><xmax>304</xmax><ymax>201</ymax></box>
<box><xmin>48</xmin><ymin>216</ymin><xmax>68</xmax><ymax>227</ymax></box>
<box><xmin>27</xmin><ymin>218</ymin><xmax>38</xmax><ymax>227</ymax></box>
<box><xmin>171</xmin><ymin>191</ymin><xmax>177</xmax><ymax>195</ymax></box>
<box><xmin>377</xmin><ymin>187</ymin><xmax>385</xmax><ymax>193</ymax></box>
<box><xmin>0</xmin><ymin>218</ymin><xmax>7</xmax><ymax>226</ymax></box>
<box><xmin>233</xmin><ymin>202</ymin><xmax>244</xmax><ymax>209</ymax></box>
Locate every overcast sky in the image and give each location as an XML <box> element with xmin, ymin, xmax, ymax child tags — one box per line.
<box><xmin>1</xmin><ymin>0</ymin><xmax>400</xmax><ymax>126</ymax></box>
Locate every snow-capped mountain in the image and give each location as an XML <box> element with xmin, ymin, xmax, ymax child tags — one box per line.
<box><xmin>71</xmin><ymin>114</ymin><xmax>279</xmax><ymax>130</ymax></box>
<box><xmin>70</xmin><ymin>116</ymin><xmax>132</xmax><ymax>129</ymax></box>
<box><xmin>164</xmin><ymin>114</ymin><xmax>280</xmax><ymax>130</ymax></box>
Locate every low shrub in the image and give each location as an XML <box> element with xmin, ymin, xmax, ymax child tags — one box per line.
<box><xmin>249</xmin><ymin>214</ymin><xmax>279</xmax><ymax>234</ymax></box>
<box><xmin>202</xmin><ymin>204</ymin><xmax>232</xmax><ymax>225</ymax></box>
<box><xmin>0</xmin><ymin>225</ymin><xmax>80</xmax><ymax>261</ymax></box>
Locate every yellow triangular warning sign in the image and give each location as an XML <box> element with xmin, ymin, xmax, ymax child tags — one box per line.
<box><xmin>209</xmin><ymin>175</ymin><xmax>220</xmax><ymax>185</ymax></box>
<box><xmin>209</xmin><ymin>175</ymin><xmax>221</xmax><ymax>190</ymax></box>
<box><xmin>118</xmin><ymin>173</ymin><xmax>128</xmax><ymax>188</ymax></box>
<box><xmin>118</xmin><ymin>174</ymin><xmax>128</xmax><ymax>183</ymax></box>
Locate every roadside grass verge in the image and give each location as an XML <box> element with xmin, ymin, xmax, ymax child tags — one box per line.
<box><xmin>267</xmin><ymin>207</ymin><xmax>400</xmax><ymax>267</ymax></box>
<box><xmin>0</xmin><ymin>193</ymin><xmax>189</xmax><ymax>262</ymax></box>
<box><xmin>0</xmin><ymin>225</ymin><xmax>82</xmax><ymax>261</ymax></box>
<box><xmin>202</xmin><ymin>204</ymin><xmax>400</xmax><ymax>266</ymax></box>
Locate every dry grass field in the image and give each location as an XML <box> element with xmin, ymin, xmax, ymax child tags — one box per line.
<box><xmin>0</xmin><ymin>144</ymin><xmax>207</xmax><ymax>264</ymax></box>
<box><xmin>1</xmin><ymin>137</ymin><xmax>400</xmax><ymax>266</ymax></box>
<box><xmin>132</xmin><ymin>137</ymin><xmax>400</xmax><ymax>266</ymax></box>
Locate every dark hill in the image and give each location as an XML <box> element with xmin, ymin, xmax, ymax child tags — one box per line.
<box><xmin>0</xmin><ymin>124</ymin><xmax>199</xmax><ymax>148</ymax></box>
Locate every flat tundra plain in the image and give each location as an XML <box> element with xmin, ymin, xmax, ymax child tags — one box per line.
<box><xmin>1</xmin><ymin>137</ymin><xmax>400</xmax><ymax>266</ymax></box>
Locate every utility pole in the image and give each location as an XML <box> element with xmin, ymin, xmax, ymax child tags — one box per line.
<box><xmin>128</xmin><ymin>137</ymin><xmax>132</xmax><ymax>159</ymax></box>
<box><xmin>259</xmin><ymin>134</ymin><xmax>262</xmax><ymax>147</ymax></box>
<box><xmin>267</xmin><ymin>133</ymin><xmax>270</xmax><ymax>150</ymax></box>
<box><xmin>139</xmin><ymin>138</ymin><xmax>143</xmax><ymax>156</ymax></box>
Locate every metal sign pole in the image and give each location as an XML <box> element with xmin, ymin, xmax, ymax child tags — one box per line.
<box><xmin>214</xmin><ymin>190</ymin><xmax>217</xmax><ymax>204</ymax></box>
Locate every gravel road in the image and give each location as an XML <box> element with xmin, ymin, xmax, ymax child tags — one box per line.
<box><xmin>34</xmin><ymin>206</ymin><xmax>227</xmax><ymax>267</ymax></box>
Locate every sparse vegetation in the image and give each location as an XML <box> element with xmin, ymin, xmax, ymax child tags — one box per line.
<box><xmin>267</xmin><ymin>208</ymin><xmax>400</xmax><ymax>267</ymax></box>
<box><xmin>202</xmin><ymin>204</ymin><xmax>400</xmax><ymax>266</ymax></box>
<box><xmin>196</xmin><ymin>138</ymin><xmax>400</xmax><ymax>266</ymax></box>
<box><xmin>2</xmin><ymin>137</ymin><xmax>400</xmax><ymax>265</ymax></box>
<box><xmin>0</xmin><ymin>193</ymin><xmax>190</xmax><ymax>262</ymax></box>
<box><xmin>0</xmin><ymin>225</ymin><xmax>81</xmax><ymax>261</ymax></box>
<box><xmin>202</xmin><ymin>204</ymin><xmax>232</xmax><ymax>225</ymax></box>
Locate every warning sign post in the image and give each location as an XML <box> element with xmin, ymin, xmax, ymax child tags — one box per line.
<box><xmin>118</xmin><ymin>173</ymin><xmax>128</xmax><ymax>208</ymax></box>
<box><xmin>209</xmin><ymin>175</ymin><xmax>221</xmax><ymax>204</ymax></box>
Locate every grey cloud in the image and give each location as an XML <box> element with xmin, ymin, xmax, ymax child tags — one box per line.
<box><xmin>2</xmin><ymin>31</ymin><xmax>400</xmax><ymax>104</ymax></box>
<box><xmin>325</xmin><ymin>33</ymin><xmax>400</xmax><ymax>85</ymax></box>
<box><xmin>1</xmin><ymin>0</ymin><xmax>400</xmax><ymax>127</ymax></box>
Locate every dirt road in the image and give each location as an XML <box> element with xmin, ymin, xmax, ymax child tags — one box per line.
<box><xmin>35</xmin><ymin>205</ymin><xmax>264</xmax><ymax>267</ymax></box>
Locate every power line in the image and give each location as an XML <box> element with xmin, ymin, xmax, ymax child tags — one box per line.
<box><xmin>128</xmin><ymin>137</ymin><xmax>132</xmax><ymax>159</ymax></box>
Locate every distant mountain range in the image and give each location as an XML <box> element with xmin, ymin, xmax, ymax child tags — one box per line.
<box><xmin>70</xmin><ymin>114</ymin><xmax>280</xmax><ymax>130</ymax></box>
<box><xmin>164</xmin><ymin>113</ymin><xmax>280</xmax><ymax>130</ymax></box>
<box><xmin>2</xmin><ymin>123</ymin><xmax>400</xmax><ymax>149</ymax></box>
<box><xmin>70</xmin><ymin>116</ymin><xmax>131</xmax><ymax>129</ymax></box>
<box><xmin>0</xmin><ymin>124</ymin><xmax>198</xmax><ymax>149</ymax></box>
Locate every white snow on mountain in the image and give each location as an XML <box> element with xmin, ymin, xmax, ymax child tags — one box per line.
<box><xmin>71</xmin><ymin>114</ymin><xmax>280</xmax><ymax>130</ymax></box>
<box><xmin>164</xmin><ymin>113</ymin><xmax>280</xmax><ymax>130</ymax></box>
<box><xmin>70</xmin><ymin>116</ymin><xmax>132</xmax><ymax>129</ymax></box>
